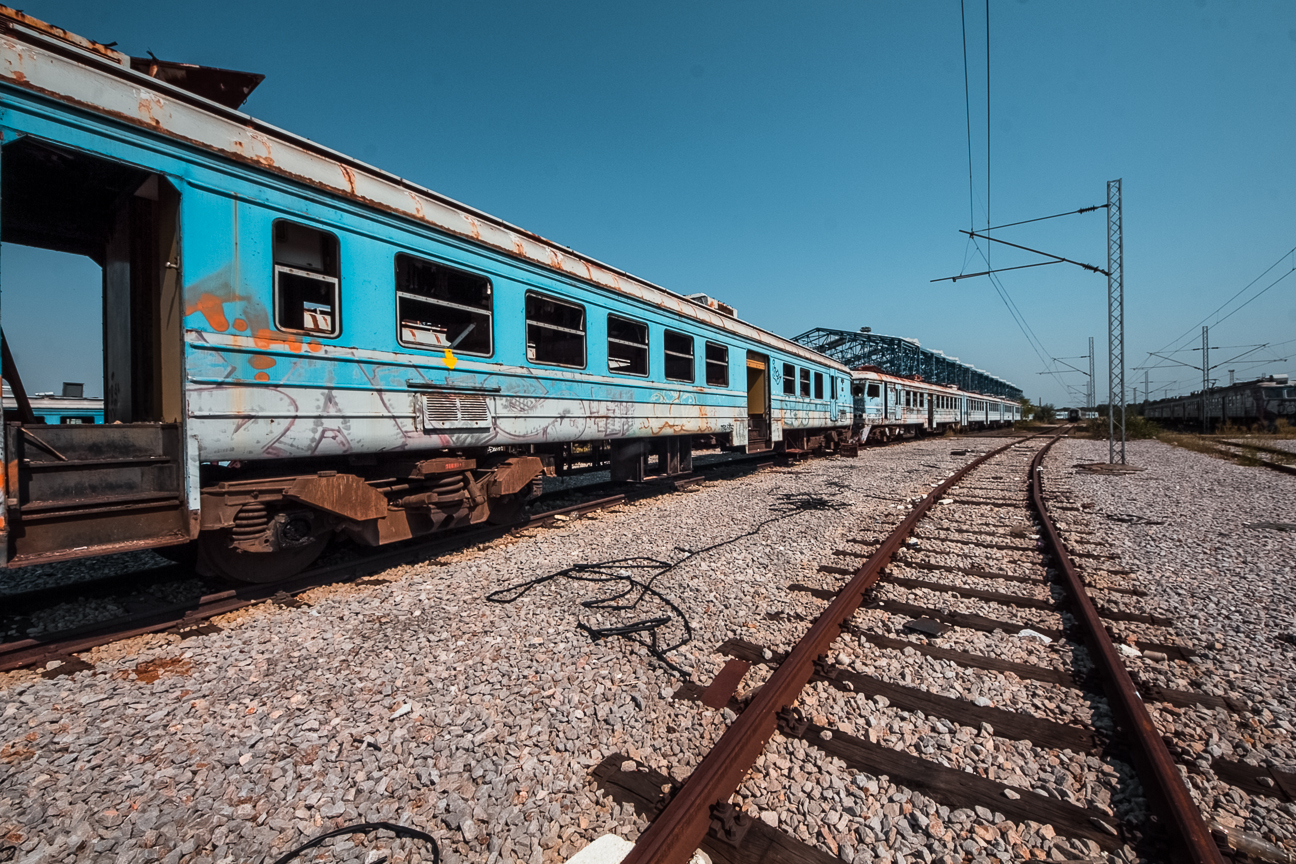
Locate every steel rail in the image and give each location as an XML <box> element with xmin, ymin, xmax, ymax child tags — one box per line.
<box><xmin>620</xmin><ymin>434</ymin><xmax>1040</xmax><ymax>864</ymax></box>
<box><xmin>1029</xmin><ymin>440</ymin><xmax>1224</xmax><ymax>864</ymax></box>
<box><xmin>1212</xmin><ymin>442</ymin><xmax>1296</xmax><ymax>478</ymax></box>
<box><xmin>0</xmin><ymin>494</ymin><xmax>626</xmax><ymax>672</ymax></box>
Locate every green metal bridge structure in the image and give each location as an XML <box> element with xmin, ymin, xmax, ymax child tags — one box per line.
<box><xmin>793</xmin><ymin>327</ymin><xmax>1023</xmax><ymax>401</ymax></box>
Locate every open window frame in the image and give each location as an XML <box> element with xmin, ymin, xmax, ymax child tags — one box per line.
<box><xmin>272</xmin><ymin>219</ymin><xmax>341</xmax><ymax>339</ymax></box>
<box><xmin>394</xmin><ymin>252</ymin><xmax>494</xmax><ymax>357</ymax></box>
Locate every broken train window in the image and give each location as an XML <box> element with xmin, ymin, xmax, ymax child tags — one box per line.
<box><xmin>525</xmin><ymin>292</ymin><xmax>585</xmax><ymax>367</ymax></box>
<box><xmin>396</xmin><ymin>253</ymin><xmax>493</xmax><ymax>356</ymax></box>
<box><xmin>607</xmin><ymin>314</ymin><xmax>648</xmax><ymax>376</ymax></box>
<box><xmin>664</xmin><ymin>329</ymin><xmax>695</xmax><ymax>383</ymax></box>
<box><xmin>274</xmin><ymin>220</ymin><xmax>340</xmax><ymax>337</ymax></box>
<box><xmin>705</xmin><ymin>341</ymin><xmax>728</xmax><ymax>387</ymax></box>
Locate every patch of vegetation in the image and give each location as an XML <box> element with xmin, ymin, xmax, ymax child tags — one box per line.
<box><xmin>1083</xmin><ymin>414</ymin><xmax>1161</xmax><ymax>440</ymax></box>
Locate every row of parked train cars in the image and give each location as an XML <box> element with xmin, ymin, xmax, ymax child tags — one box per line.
<box><xmin>0</xmin><ymin>9</ymin><xmax>1017</xmax><ymax>582</ymax></box>
<box><xmin>1141</xmin><ymin>374</ymin><xmax>1294</xmax><ymax>430</ymax></box>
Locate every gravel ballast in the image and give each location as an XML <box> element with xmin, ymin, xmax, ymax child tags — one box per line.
<box><xmin>7</xmin><ymin>433</ymin><xmax>1290</xmax><ymax>863</ymax></box>
<box><xmin>0</xmin><ymin>440</ymin><xmax>985</xmax><ymax>864</ymax></box>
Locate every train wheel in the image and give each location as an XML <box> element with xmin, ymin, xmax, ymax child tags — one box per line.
<box><xmin>196</xmin><ymin>531</ymin><xmax>329</xmax><ymax>584</ymax></box>
<box><xmin>154</xmin><ymin>541</ymin><xmax>199</xmax><ymax>569</ymax></box>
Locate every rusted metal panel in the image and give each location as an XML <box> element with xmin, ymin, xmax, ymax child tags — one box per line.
<box><xmin>0</xmin><ymin>11</ymin><xmax>846</xmax><ymax>374</ymax></box>
<box><xmin>488</xmin><ymin>456</ymin><xmax>543</xmax><ymax>496</ymax></box>
<box><xmin>3</xmin><ymin>422</ymin><xmax>190</xmax><ymax>566</ymax></box>
<box><xmin>284</xmin><ymin>473</ymin><xmax>389</xmax><ymax>522</ymax></box>
<box><xmin>127</xmin><ymin>56</ymin><xmax>262</xmax><ymax>110</ymax></box>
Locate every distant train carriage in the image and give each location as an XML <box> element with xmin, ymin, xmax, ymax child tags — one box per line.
<box><xmin>849</xmin><ymin>369</ymin><xmax>1018</xmax><ymax>442</ymax></box>
<box><xmin>3</xmin><ymin>383</ymin><xmax>104</xmax><ymax>425</ymax></box>
<box><xmin>1142</xmin><ymin>374</ymin><xmax>1293</xmax><ymax>431</ymax></box>
<box><xmin>0</xmin><ymin>9</ymin><xmax>852</xmax><ymax>582</ymax></box>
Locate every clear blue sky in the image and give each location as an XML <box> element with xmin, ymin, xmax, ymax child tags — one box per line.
<box><xmin>4</xmin><ymin>0</ymin><xmax>1294</xmax><ymax>405</ymax></box>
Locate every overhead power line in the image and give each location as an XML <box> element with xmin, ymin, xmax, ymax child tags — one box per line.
<box><xmin>984</xmin><ymin>205</ymin><xmax>1106</xmax><ymax>232</ymax></box>
<box><xmin>1142</xmin><ymin>244</ymin><xmax>1296</xmax><ymax>382</ymax></box>
<box><xmin>960</xmin><ymin>230</ymin><xmax>1108</xmax><ymax>275</ymax></box>
<box><xmin>931</xmin><ymin>260</ymin><xmax>1061</xmax><ymax>283</ymax></box>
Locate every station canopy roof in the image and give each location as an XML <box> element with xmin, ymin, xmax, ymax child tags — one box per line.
<box><xmin>793</xmin><ymin>327</ymin><xmax>1023</xmax><ymax>401</ymax></box>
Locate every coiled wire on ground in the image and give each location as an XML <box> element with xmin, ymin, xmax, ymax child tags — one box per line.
<box><xmin>487</xmin><ymin>492</ymin><xmax>849</xmax><ymax>676</ymax></box>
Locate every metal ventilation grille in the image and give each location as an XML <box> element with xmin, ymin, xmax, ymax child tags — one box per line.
<box><xmin>421</xmin><ymin>392</ymin><xmax>493</xmax><ymax>432</ymax></box>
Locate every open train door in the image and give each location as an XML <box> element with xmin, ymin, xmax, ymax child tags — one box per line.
<box><xmin>745</xmin><ymin>352</ymin><xmax>771</xmax><ymax>452</ymax></box>
<box><xmin>0</xmin><ymin>137</ymin><xmax>192</xmax><ymax>567</ymax></box>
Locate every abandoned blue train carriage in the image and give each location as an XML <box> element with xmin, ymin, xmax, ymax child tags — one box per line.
<box><xmin>0</xmin><ymin>9</ymin><xmax>851</xmax><ymax>580</ymax></box>
<box><xmin>849</xmin><ymin>370</ymin><xmax>1019</xmax><ymax>442</ymax></box>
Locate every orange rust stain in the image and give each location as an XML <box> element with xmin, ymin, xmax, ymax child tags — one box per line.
<box><xmin>6</xmin><ymin>460</ymin><xmax>17</xmax><ymax>491</ymax></box>
<box><xmin>137</xmin><ymin>95</ymin><xmax>165</xmax><ymax>129</ymax></box>
<box><xmin>254</xmin><ymin>372</ymin><xmax>270</xmax><ymax>382</ymax></box>
<box><xmin>129</xmin><ymin>657</ymin><xmax>193</xmax><ymax>684</ymax></box>
<box><xmin>232</xmin><ymin>318</ymin><xmax>248</xmax><ymax>332</ymax></box>
<box><xmin>186</xmin><ymin>293</ymin><xmax>230</xmax><ymax>332</ymax></box>
<box><xmin>249</xmin><ymin>355</ymin><xmax>276</xmax><ymax>370</ymax></box>
<box><xmin>253</xmin><ymin>328</ymin><xmax>303</xmax><ymax>353</ymax></box>
<box><xmin>11</xmin><ymin>71</ymin><xmax>26</xmax><ymax>84</ymax></box>
<box><xmin>340</xmin><ymin>165</ymin><xmax>357</xmax><ymax>194</ymax></box>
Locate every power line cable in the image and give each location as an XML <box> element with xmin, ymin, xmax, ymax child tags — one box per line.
<box><xmin>1144</xmin><ymin>244</ymin><xmax>1296</xmax><ymax>373</ymax></box>
<box><xmin>960</xmin><ymin>0</ymin><xmax>975</xmax><ymax>233</ymax></box>
<box><xmin>1208</xmin><ymin>265</ymin><xmax>1295</xmax><ymax>329</ymax></box>
<box><xmin>953</xmin><ymin>0</ymin><xmax>1067</xmax><ymax>401</ymax></box>
<box><xmin>985</xmin><ymin>206</ymin><xmax>1105</xmax><ymax>232</ymax></box>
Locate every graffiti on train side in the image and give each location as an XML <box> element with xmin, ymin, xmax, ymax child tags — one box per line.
<box><xmin>184</xmin><ymin>278</ymin><xmax>739</xmax><ymax>458</ymax></box>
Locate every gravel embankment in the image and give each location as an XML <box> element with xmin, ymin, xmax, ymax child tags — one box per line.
<box><xmin>0</xmin><ymin>439</ymin><xmax>993</xmax><ymax>864</ymax></box>
<box><xmin>1050</xmin><ymin>438</ymin><xmax>1296</xmax><ymax>853</ymax></box>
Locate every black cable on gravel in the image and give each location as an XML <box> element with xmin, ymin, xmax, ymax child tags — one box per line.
<box><xmin>487</xmin><ymin>491</ymin><xmax>850</xmax><ymax>676</ymax></box>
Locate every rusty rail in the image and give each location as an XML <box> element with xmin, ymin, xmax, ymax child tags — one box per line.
<box><xmin>0</xmin><ymin>494</ymin><xmax>626</xmax><ymax>672</ymax></box>
<box><xmin>620</xmin><ymin>435</ymin><xmax>1036</xmax><ymax>864</ymax></box>
<box><xmin>1213</xmin><ymin>442</ymin><xmax>1296</xmax><ymax>478</ymax></box>
<box><xmin>1029</xmin><ymin>440</ymin><xmax>1223</xmax><ymax>863</ymax></box>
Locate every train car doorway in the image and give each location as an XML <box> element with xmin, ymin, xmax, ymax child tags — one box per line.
<box><xmin>746</xmin><ymin>352</ymin><xmax>771</xmax><ymax>452</ymax></box>
<box><xmin>0</xmin><ymin>137</ymin><xmax>190</xmax><ymax>566</ymax></box>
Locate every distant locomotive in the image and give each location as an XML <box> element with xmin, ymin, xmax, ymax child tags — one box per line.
<box><xmin>0</xmin><ymin>9</ymin><xmax>854</xmax><ymax>582</ymax></box>
<box><xmin>1142</xmin><ymin>375</ymin><xmax>1294</xmax><ymax>431</ymax></box>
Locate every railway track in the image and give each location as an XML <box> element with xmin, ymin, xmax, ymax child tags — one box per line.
<box><xmin>0</xmin><ymin>445</ymin><xmax>830</xmax><ymax>673</ymax></box>
<box><xmin>585</xmin><ymin>430</ymin><xmax>1256</xmax><ymax>864</ymax></box>
<box><xmin>1214</xmin><ymin>440</ymin><xmax>1296</xmax><ymax>478</ymax></box>
<box><xmin>0</xmin><ymin>434</ymin><xmax>1001</xmax><ymax>673</ymax></box>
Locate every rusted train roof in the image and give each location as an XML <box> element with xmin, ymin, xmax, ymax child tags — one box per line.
<box><xmin>0</xmin><ymin>7</ymin><xmax>847</xmax><ymax>372</ymax></box>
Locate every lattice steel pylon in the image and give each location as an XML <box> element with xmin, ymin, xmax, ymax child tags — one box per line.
<box><xmin>1106</xmin><ymin>179</ymin><xmax>1125</xmax><ymax>464</ymax></box>
<box><xmin>1088</xmin><ymin>336</ymin><xmax>1095</xmax><ymax>409</ymax></box>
